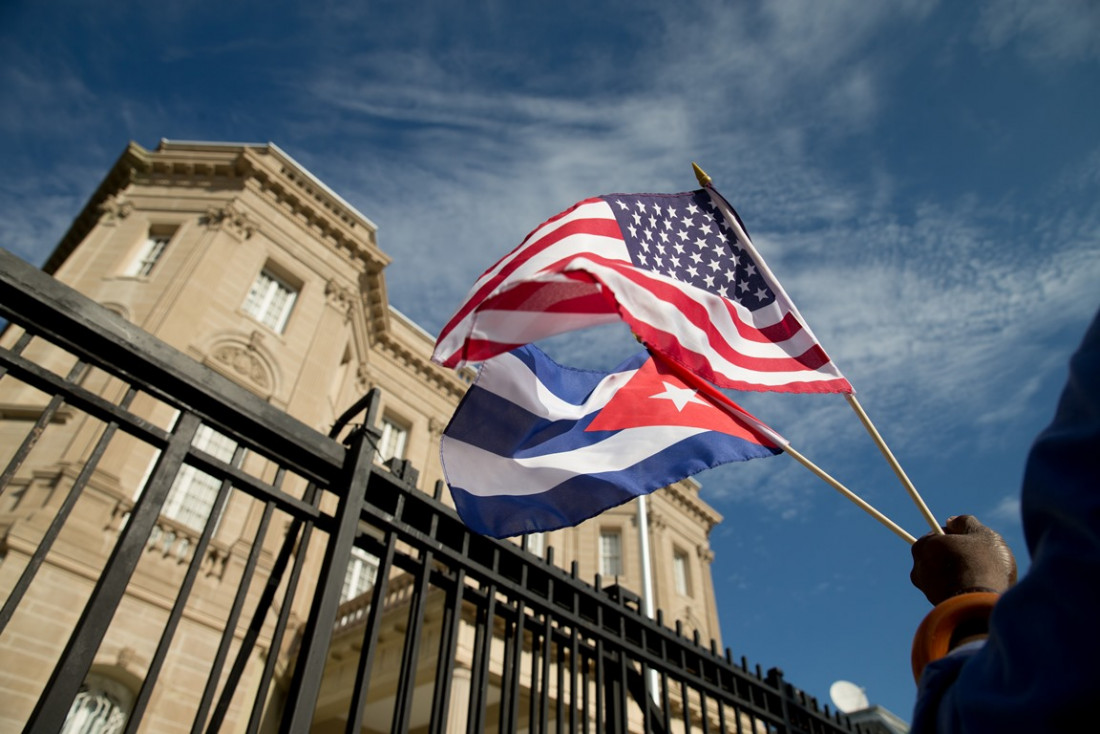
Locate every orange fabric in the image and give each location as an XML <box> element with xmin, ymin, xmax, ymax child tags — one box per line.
<box><xmin>912</xmin><ymin>592</ymin><xmax>1000</xmax><ymax>684</ymax></box>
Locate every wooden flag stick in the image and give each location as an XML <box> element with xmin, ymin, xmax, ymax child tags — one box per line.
<box><xmin>781</xmin><ymin>443</ymin><xmax>917</xmax><ymax>544</ymax></box>
<box><xmin>654</xmin><ymin>347</ymin><xmax>916</xmax><ymax>544</ymax></box>
<box><xmin>845</xmin><ymin>393</ymin><xmax>943</xmax><ymax>535</ymax></box>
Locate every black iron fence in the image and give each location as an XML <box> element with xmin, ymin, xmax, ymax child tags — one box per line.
<box><xmin>0</xmin><ymin>248</ymin><xmax>869</xmax><ymax>733</ymax></box>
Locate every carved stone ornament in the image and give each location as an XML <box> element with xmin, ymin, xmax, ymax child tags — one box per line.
<box><xmin>325</xmin><ymin>279</ymin><xmax>355</xmax><ymax>313</ymax></box>
<box><xmin>356</xmin><ymin>363</ymin><xmax>372</xmax><ymax>391</ymax></box>
<box><xmin>212</xmin><ymin>343</ymin><xmax>271</xmax><ymax>389</ymax></box>
<box><xmin>428</xmin><ymin>416</ymin><xmax>444</xmax><ymax>438</ymax></box>
<box><xmin>204</xmin><ymin>200</ymin><xmax>257</xmax><ymax>240</ymax></box>
<box><xmin>697</xmin><ymin>545</ymin><xmax>715</xmax><ymax>564</ymax></box>
<box><xmin>97</xmin><ymin>193</ymin><xmax>133</xmax><ymax>223</ymax></box>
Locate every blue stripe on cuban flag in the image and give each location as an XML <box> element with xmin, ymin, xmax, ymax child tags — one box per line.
<box><xmin>441</xmin><ymin>344</ymin><xmax>782</xmax><ymax>538</ymax></box>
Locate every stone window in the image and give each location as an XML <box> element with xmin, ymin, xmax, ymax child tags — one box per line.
<box><xmin>375</xmin><ymin>416</ymin><xmax>408</xmax><ymax>465</ymax></box>
<box><xmin>341</xmin><ymin>546</ymin><xmax>380</xmax><ymax>603</ymax></box>
<box><xmin>243</xmin><ymin>267</ymin><xmax>298</xmax><ymax>333</ymax></box>
<box><xmin>162</xmin><ymin>423</ymin><xmax>239</xmax><ymax>531</ymax></box>
<box><xmin>525</xmin><ymin>532</ymin><xmax>545</xmax><ymax>557</ymax></box>
<box><xmin>673</xmin><ymin>547</ymin><xmax>692</xmax><ymax>597</ymax></box>
<box><xmin>122</xmin><ymin>228</ymin><xmax>173</xmax><ymax>277</ymax></box>
<box><xmin>599</xmin><ymin>529</ymin><xmax>622</xmax><ymax>578</ymax></box>
<box><xmin>61</xmin><ymin>672</ymin><xmax>134</xmax><ymax>734</ymax></box>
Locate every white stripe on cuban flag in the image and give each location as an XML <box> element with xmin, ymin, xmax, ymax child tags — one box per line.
<box><xmin>441</xmin><ymin>344</ymin><xmax>782</xmax><ymax>538</ymax></box>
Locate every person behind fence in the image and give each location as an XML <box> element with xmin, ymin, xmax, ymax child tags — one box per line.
<box><xmin>907</xmin><ymin>306</ymin><xmax>1100</xmax><ymax>732</ymax></box>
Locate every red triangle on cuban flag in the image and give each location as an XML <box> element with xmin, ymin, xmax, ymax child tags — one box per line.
<box><xmin>586</xmin><ymin>354</ymin><xmax>779</xmax><ymax>447</ymax></box>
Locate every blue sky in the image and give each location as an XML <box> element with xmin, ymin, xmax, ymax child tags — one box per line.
<box><xmin>2</xmin><ymin>0</ymin><xmax>1098</xmax><ymax>720</ymax></box>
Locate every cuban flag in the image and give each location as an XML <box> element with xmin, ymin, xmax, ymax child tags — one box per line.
<box><xmin>441</xmin><ymin>344</ymin><xmax>786</xmax><ymax>538</ymax></box>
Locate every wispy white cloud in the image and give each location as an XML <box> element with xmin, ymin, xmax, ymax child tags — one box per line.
<box><xmin>974</xmin><ymin>0</ymin><xmax>1100</xmax><ymax>64</ymax></box>
<box><xmin>987</xmin><ymin>494</ymin><xmax>1021</xmax><ymax>523</ymax></box>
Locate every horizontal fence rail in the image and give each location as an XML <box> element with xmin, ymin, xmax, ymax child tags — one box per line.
<box><xmin>0</xmin><ymin>248</ymin><xmax>870</xmax><ymax>733</ymax></box>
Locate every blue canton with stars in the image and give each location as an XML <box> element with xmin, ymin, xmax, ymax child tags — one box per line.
<box><xmin>600</xmin><ymin>191</ymin><xmax>775</xmax><ymax>312</ymax></box>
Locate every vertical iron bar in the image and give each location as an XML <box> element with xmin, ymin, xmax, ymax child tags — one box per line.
<box><xmin>23</xmin><ymin>411</ymin><xmax>201</xmax><ymax>734</ymax></box>
<box><xmin>390</xmin><ymin>522</ymin><xmax>438</xmax><ymax>734</ymax></box>
<box><xmin>506</xmin><ymin>566</ymin><xmax>529</xmax><ymax>733</ymax></box>
<box><xmin>498</xmin><ymin>613</ymin><xmax>515</xmax><ymax>734</ymax></box>
<box><xmin>555</xmin><ymin>628</ymin><xmax>565</xmax><ymax>734</ymax></box>
<box><xmin>569</xmin><ymin>567</ymin><xmax>580</xmax><ymax>734</ymax></box>
<box><xmin>499</xmin><ymin>599</ymin><xmax>525</xmax><ymax>734</ymax></box>
<box><xmin>569</xmin><ymin>626</ymin><xmax>579</xmax><ymax>734</ymax></box>
<box><xmin>581</xmin><ymin>648</ymin><xmax>591</xmax><ymax>734</ymax></box>
<box><xmin>328</xmin><ymin>381</ymin><xmax>384</xmax><ymax>727</ymax></box>
<box><xmin>344</xmin><ymin>528</ymin><xmax>399</xmax><ymax>734</ymax></box>
<box><xmin>278</xmin><ymin>428</ymin><xmax>374</xmax><ymax>734</ymax></box>
<box><xmin>467</xmin><ymin>572</ymin><xmax>497</xmax><ymax>733</ymax></box>
<box><xmin>680</xmin><ymin>681</ymin><xmax>692</xmax><ymax>733</ymax></box>
<box><xmin>766</xmin><ymin>668</ymin><xmax>794</xmax><ymax>734</ymax></box>
<box><xmin>0</xmin><ymin>386</ymin><xmax>136</xmax><ymax>635</ymax></box>
<box><xmin>204</xmin><ymin>497</ymin><xmax>278</xmax><ymax>731</ymax></box>
<box><xmin>615</xmin><ymin>618</ymin><xmax>627</xmax><ymax>734</ymax></box>
<box><xmin>125</xmin><ymin>445</ymin><xmax>251</xmax><ymax>733</ymax></box>
<box><xmin>0</xmin><ymin>359</ymin><xmax>86</xmax><ymax>495</ymax></box>
<box><xmin>539</xmin><ymin>612</ymin><xmax>551</xmax><ymax>734</ymax></box>
<box><xmin>245</xmin><ymin>488</ymin><xmax>324</xmax><ymax>734</ymax></box>
<box><xmin>594</xmin><ymin>608</ymin><xmax>604</xmax><ymax>733</ymax></box>
<box><xmin>528</xmin><ymin>622</ymin><xmax>541</xmax><ymax>734</ymax></box>
<box><xmin>661</xmin><ymin>670</ymin><xmax>672</xmax><ymax>734</ymax></box>
<box><xmin>214</xmin><ymin>483</ymin><xmax>321</xmax><ymax>734</ymax></box>
<box><xmin>428</xmin><ymin>564</ymin><xmax>466</xmax><ymax>734</ymax></box>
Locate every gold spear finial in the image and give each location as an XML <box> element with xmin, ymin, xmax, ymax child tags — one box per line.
<box><xmin>692</xmin><ymin>162</ymin><xmax>712</xmax><ymax>188</ymax></box>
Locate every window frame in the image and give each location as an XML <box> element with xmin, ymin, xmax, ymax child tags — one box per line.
<box><xmin>673</xmin><ymin>546</ymin><xmax>692</xmax><ymax>597</ymax></box>
<box><xmin>341</xmin><ymin>546</ymin><xmax>380</xmax><ymax>603</ymax></box>
<box><xmin>524</xmin><ymin>532</ymin><xmax>545</xmax><ymax>557</ymax></box>
<box><xmin>62</xmin><ymin>671</ymin><xmax>134</xmax><ymax>734</ymax></box>
<box><xmin>159</xmin><ymin>423</ymin><xmax>241</xmax><ymax>532</ymax></box>
<box><xmin>242</xmin><ymin>266</ymin><xmax>299</xmax><ymax>333</ymax></box>
<box><xmin>599</xmin><ymin>528</ymin><xmax>623</xmax><ymax>578</ymax></box>
<box><xmin>375</xmin><ymin>415</ymin><xmax>409</xmax><ymax>466</ymax></box>
<box><xmin>122</xmin><ymin>228</ymin><xmax>174</xmax><ymax>278</ymax></box>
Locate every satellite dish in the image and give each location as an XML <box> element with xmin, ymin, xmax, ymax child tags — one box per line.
<box><xmin>829</xmin><ymin>680</ymin><xmax>869</xmax><ymax>713</ymax></box>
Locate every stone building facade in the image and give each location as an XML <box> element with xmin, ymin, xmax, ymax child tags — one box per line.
<box><xmin>0</xmin><ymin>140</ymin><xmax>724</xmax><ymax>731</ymax></box>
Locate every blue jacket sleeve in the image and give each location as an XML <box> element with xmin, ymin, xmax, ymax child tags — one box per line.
<box><xmin>912</xmin><ymin>308</ymin><xmax>1100</xmax><ymax>732</ymax></box>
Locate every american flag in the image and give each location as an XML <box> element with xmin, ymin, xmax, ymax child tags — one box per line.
<box><xmin>432</xmin><ymin>187</ymin><xmax>852</xmax><ymax>393</ymax></box>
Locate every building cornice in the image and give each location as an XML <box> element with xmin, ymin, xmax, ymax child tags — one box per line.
<box><xmin>45</xmin><ymin>140</ymin><xmax>391</xmax><ymax>276</ymax></box>
<box><xmin>44</xmin><ymin>142</ymin><xmax>149</xmax><ymax>274</ymax></box>
<box><xmin>236</xmin><ymin>146</ymin><xmax>389</xmax><ymax>271</ymax></box>
<box><xmin>659</xmin><ymin>479</ymin><xmax>724</xmax><ymax>533</ymax></box>
<box><xmin>42</xmin><ymin>138</ymin><xmax>467</xmax><ymax>406</ymax></box>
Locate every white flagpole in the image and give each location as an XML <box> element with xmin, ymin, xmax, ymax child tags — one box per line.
<box><xmin>636</xmin><ymin>495</ymin><xmax>661</xmax><ymax>704</ymax></box>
